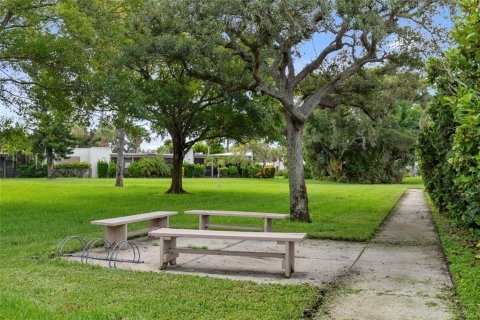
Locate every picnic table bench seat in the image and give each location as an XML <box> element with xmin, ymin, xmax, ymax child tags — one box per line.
<box><xmin>149</xmin><ymin>228</ymin><xmax>306</xmax><ymax>278</ymax></box>
<box><xmin>184</xmin><ymin>210</ymin><xmax>289</xmax><ymax>232</ymax></box>
<box><xmin>92</xmin><ymin>211</ymin><xmax>177</xmax><ymax>244</ymax></box>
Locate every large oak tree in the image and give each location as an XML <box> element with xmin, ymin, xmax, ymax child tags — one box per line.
<box><xmin>150</xmin><ymin>0</ymin><xmax>453</xmax><ymax>221</ymax></box>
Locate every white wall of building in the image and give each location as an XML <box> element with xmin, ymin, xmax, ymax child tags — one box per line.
<box><xmin>68</xmin><ymin>147</ymin><xmax>111</xmax><ymax>178</ymax></box>
<box><xmin>184</xmin><ymin>149</ymin><xmax>194</xmax><ymax>164</ymax></box>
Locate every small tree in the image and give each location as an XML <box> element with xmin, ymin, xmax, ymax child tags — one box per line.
<box><xmin>129</xmin><ymin>60</ymin><xmax>281</xmax><ymax>193</ymax></box>
<box><xmin>30</xmin><ymin>107</ymin><xmax>75</xmax><ymax>179</ymax></box>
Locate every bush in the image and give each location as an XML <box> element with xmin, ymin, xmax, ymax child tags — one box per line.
<box><xmin>275</xmin><ymin>169</ymin><xmax>288</xmax><ymax>178</ymax></box>
<box><xmin>304</xmin><ymin>165</ymin><xmax>313</xmax><ymax>179</ymax></box>
<box><xmin>227</xmin><ymin>165</ymin><xmax>238</xmax><ymax>176</ymax></box>
<box><xmin>218</xmin><ymin>166</ymin><xmax>228</xmax><ymax>176</ymax></box>
<box><xmin>183</xmin><ymin>164</ymin><xmax>205</xmax><ymax>178</ymax></box>
<box><xmin>127</xmin><ymin>157</ymin><xmax>171</xmax><ymax>178</ymax></box>
<box><xmin>97</xmin><ymin>161</ymin><xmax>108</xmax><ymax>178</ymax></box>
<box><xmin>18</xmin><ymin>164</ymin><xmax>47</xmax><ymax>178</ymax></box>
<box><xmin>126</xmin><ymin>161</ymin><xmax>142</xmax><ymax>177</ymax></box>
<box><xmin>262</xmin><ymin>166</ymin><xmax>275</xmax><ymax>178</ymax></box>
<box><xmin>139</xmin><ymin>157</ymin><xmax>170</xmax><ymax>177</ymax></box>
<box><xmin>241</xmin><ymin>164</ymin><xmax>263</xmax><ymax>178</ymax></box>
<box><xmin>55</xmin><ymin>161</ymin><xmax>91</xmax><ymax>178</ymax></box>
<box><xmin>418</xmin><ymin>3</ymin><xmax>480</xmax><ymax>228</ymax></box>
<box><xmin>108</xmin><ymin>162</ymin><xmax>117</xmax><ymax>178</ymax></box>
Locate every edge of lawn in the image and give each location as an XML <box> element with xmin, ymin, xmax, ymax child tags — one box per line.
<box><xmin>426</xmin><ymin>194</ymin><xmax>480</xmax><ymax>320</ymax></box>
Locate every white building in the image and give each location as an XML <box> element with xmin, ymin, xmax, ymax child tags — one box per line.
<box><xmin>67</xmin><ymin>147</ymin><xmax>111</xmax><ymax>178</ymax></box>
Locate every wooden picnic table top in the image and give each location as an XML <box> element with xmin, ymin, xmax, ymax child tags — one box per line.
<box><xmin>91</xmin><ymin>211</ymin><xmax>177</xmax><ymax>226</ymax></box>
<box><xmin>149</xmin><ymin>228</ymin><xmax>306</xmax><ymax>241</ymax></box>
<box><xmin>184</xmin><ymin>210</ymin><xmax>289</xmax><ymax>219</ymax></box>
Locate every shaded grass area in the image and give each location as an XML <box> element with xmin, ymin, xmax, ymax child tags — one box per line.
<box><xmin>0</xmin><ymin>178</ymin><xmax>419</xmax><ymax>319</ymax></box>
<box><xmin>428</xmin><ymin>197</ymin><xmax>480</xmax><ymax>320</ymax></box>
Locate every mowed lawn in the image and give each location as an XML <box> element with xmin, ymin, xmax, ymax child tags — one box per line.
<box><xmin>0</xmin><ymin>178</ymin><xmax>422</xmax><ymax>319</ymax></box>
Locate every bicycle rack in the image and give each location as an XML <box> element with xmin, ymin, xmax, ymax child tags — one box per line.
<box><xmin>56</xmin><ymin>236</ymin><xmax>87</xmax><ymax>258</ymax></box>
<box><xmin>56</xmin><ymin>236</ymin><xmax>144</xmax><ymax>267</ymax></box>
<box><xmin>108</xmin><ymin>240</ymin><xmax>142</xmax><ymax>268</ymax></box>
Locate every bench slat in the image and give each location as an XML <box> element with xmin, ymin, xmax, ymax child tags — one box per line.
<box><xmin>170</xmin><ymin>248</ymin><xmax>285</xmax><ymax>258</ymax></box>
<box><xmin>185</xmin><ymin>210</ymin><xmax>289</xmax><ymax>219</ymax></box>
<box><xmin>92</xmin><ymin>211</ymin><xmax>176</xmax><ymax>226</ymax></box>
<box><xmin>150</xmin><ymin>228</ymin><xmax>306</xmax><ymax>241</ymax></box>
<box><xmin>205</xmin><ymin>223</ymin><xmax>263</xmax><ymax>231</ymax></box>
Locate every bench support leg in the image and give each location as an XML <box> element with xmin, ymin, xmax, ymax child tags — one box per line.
<box><xmin>149</xmin><ymin>217</ymin><xmax>169</xmax><ymax>230</ymax></box>
<box><xmin>199</xmin><ymin>215</ymin><xmax>210</xmax><ymax>230</ymax></box>
<box><xmin>104</xmin><ymin>224</ymin><xmax>127</xmax><ymax>246</ymax></box>
<box><xmin>159</xmin><ymin>236</ymin><xmax>178</xmax><ymax>270</ymax></box>
<box><xmin>284</xmin><ymin>241</ymin><xmax>295</xmax><ymax>278</ymax></box>
<box><xmin>264</xmin><ymin>218</ymin><xmax>273</xmax><ymax>232</ymax></box>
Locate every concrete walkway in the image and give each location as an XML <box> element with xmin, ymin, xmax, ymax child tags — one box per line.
<box><xmin>316</xmin><ymin>189</ymin><xmax>455</xmax><ymax>320</ymax></box>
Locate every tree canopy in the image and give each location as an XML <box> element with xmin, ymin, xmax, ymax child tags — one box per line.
<box><xmin>305</xmin><ymin>69</ymin><xmax>427</xmax><ymax>183</ymax></box>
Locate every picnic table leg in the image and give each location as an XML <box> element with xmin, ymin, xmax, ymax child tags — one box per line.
<box><xmin>105</xmin><ymin>224</ymin><xmax>127</xmax><ymax>245</ymax></box>
<box><xmin>289</xmin><ymin>242</ymin><xmax>295</xmax><ymax>273</ymax></box>
<box><xmin>199</xmin><ymin>215</ymin><xmax>210</xmax><ymax>230</ymax></box>
<box><xmin>149</xmin><ymin>216</ymin><xmax>169</xmax><ymax>230</ymax></box>
<box><xmin>264</xmin><ymin>218</ymin><xmax>273</xmax><ymax>232</ymax></box>
<box><xmin>169</xmin><ymin>237</ymin><xmax>178</xmax><ymax>265</ymax></box>
<box><xmin>284</xmin><ymin>241</ymin><xmax>294</xmax><ymax>278</ymax></box>
<box><xmin>160</xmin><ymin>237</ymin><xmax>178</xmax><ymax>269</ymax></box>
<box><xmin>159</xmin><ymin>236</ymin><xmax>167</xmax><ymax>269</ymax></box>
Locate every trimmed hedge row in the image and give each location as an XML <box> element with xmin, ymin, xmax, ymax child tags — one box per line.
<box><xmin>18</xmin><ymin>162</ymin><xmax>91</xmax><ymax>178</ymax></box>
<box><xmin>18</xmin><ymin>164</ymin><xmax>47</xmax><ymax>178</ymax></box>
<box><xmin>183</xmin><ymin>164</ymin><xmax>205</xmax><ymax>178</ymax></box>
<box><xmin>54</xmin><ymin>162</ymin><xmax>91</xmax><ymax>178</ymax></box>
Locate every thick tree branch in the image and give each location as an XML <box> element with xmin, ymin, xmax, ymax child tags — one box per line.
<box><xmin>291</xmin><ymin>21</ymin><xmax>350</xmax><ymax>89</ymax></box>
<box><xmin>301</xmin><ymin>53</ymin><xmax>384</xmax><ymax>119</ymax></box>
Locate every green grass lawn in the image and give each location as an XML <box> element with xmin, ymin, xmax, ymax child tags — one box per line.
<box><xmin>0</xmin><ymin>178</ymin><xmax>421</xmax><ymax>319</ymax></box>
<box><xmin>428</xmin><ymin>197</ymin><xmax>480</xmax><ymax>320</ymax></box>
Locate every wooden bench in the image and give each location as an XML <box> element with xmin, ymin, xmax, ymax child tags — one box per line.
<box><xmin>149</xmin><ymin>228</ymin><xmax>306</xmax><ymax>278</ymax></box>
<box><xmin>92</xmin><ymin>211</ymin><xmax>177</xmax><ymax>244</ymax></box>
<box><xmin>184</xmin><ymin>210</ymin><xmax>289</xmax><ymax>232</ymax></box>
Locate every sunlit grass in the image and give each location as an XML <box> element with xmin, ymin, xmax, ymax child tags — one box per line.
<box><xmin>0</xmin><ymin>177</ymin><xmax>420</xmax><ymax>319</ymax></box>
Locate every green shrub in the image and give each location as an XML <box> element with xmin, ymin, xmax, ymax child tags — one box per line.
<box><xmin>126</xmin><ymin>161</ymin><xmax>142</xmax><ymax>177</ymax></box>
<box><xmin>183</xmin><ymin>164</ymin><xmax>205</xmax><ymax>178</ymax></box>
<box><xmin>304</xmin><ymin>165</ymin><xmax>313</xmax><ymax>179</ymax></box>
<box><xmin>127</xmin><ymin>157</ymin><xmax>170</xmax><ymax>178</ymax></box>
<box><xmin>97</xmin><ymin>161</ymin><xmax>108</xmax><ymax>178</ymax></box>
<box><xmin>18</xmin><ymin>164</ymin><xmax>47</xmax><ymax>178</ymax></box>
<box><xmin>241</xmin><ymin>164</ymin><xmax>263</xmax><ymax>178</ymax></box>
<box><xmin>417</xmin><ymin>2</ymin><xmax>480</xmax><ymax>228</ymax></box>
<box><xmin>262</xmin><ymin>165</ymin><xmax>275</xmax><ymax>178</ymax></box>
<box><xmin>108</xmin><ymin>162</ymin><xmax>117</xmax><ymax>178</ymax></box>
<box><xmin>275</xmin><ymin>169</ymin><xmax>288</xmax><ymax>178</ymax></box>
<box><xmin>139</xmin><ymin>157</ymin><xmax>170</xmax><ymax>177</ymax></box>
<box><xmin>218</xmin><ymin>166</ymin><xmax>228</xmax><ymax>176</ymax></box>
<box><xmin>55</xmin><ymin>161</ymin><xmax>91</xmax><ymax>178</ymax></box>
<box><xmin>227</xmin><ymin>165</ymin><xmax>238</xmax><ymax>176</ymax></box>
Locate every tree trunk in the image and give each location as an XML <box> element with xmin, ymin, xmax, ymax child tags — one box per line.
<box><xmin>285</xmin><ymin>116</ymin><xmax>311</xmax><ymax>222</ymax></box>
<box><xmin>166</xmin><ymin>138</ymin><xmax>187</xmax><ymax>194</ymax></box>
<box><xmin>46</xmin><ymin>147</ymin><xmax>54</xmax><ymax>179</ymax></box>
<box><xmin>115</xmin><ymin>128</ymin><xmax>126</xmax><ymax>187</ymax></box>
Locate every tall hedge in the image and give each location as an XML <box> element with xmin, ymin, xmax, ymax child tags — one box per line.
<box><xmin>97</xmin><ymin>161</ymin><xmax>108</xmax><ymax>178</ymax></box>
<box><xmin>418</xmin><ymin>0</ymin><xmax>480</xmax><ymax>227</ymax></box>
